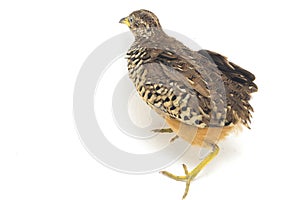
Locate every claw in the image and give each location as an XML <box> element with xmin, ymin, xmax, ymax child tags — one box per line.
<box><xmin>160</xmin><ymin>144</ymin><xmax>220</xmax><ymax>199</ymax></box>
<box><xmin>161</xmin><ymin>165</ymin><xmax>192</xmax><ymax>199</ymax></box>
<box><xmin>182</xmin><ymin>164</ymin><xmax>188</xmax><ymax>175</ymax></box>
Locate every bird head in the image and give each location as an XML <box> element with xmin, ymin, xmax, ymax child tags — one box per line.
<box><xmin>119</xmin><ymin>9</ymin><xmax>163</xmax><ymax>38</ymax></box>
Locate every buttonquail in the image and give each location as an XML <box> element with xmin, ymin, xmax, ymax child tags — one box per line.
<box><xmin>120</xmin><ymin>9</ymin><xmax>257</xmax><ymax>199</ymax></box>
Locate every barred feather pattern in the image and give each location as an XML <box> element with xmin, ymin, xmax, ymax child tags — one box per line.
<box><xmin>127</xmin><ymin>45</ymin><xmax>257</xmax><ymax>129</ymax></box>
<box><xmin>125</xmin><ymin>10</ymin><xmax>257</xmax><ymax>130</ymax></box>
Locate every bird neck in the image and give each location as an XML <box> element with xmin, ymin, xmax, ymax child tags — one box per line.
<box><xmin>133</xmin><ymin>27</ymin><xmax>166</xmax><ymax>41</ymax></box>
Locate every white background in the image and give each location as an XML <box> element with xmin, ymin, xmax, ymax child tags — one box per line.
<box><xmin>1</xmin><ymin>0</ymin><xmax>300</xmax><ymax>200</ymax></box>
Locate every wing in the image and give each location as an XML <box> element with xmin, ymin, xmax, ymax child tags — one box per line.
<box><xmin>198</xmin><ymin>50</ymin><xmax>258</xmax><ymax>127</ymax></box>
<box><xmin>198</xmin><ymin>50</ymin><xmax>258</xmax><ymax>93</ymax></box>
<box><xmin>127</xmin><ymin>47</ymin><xmax>221</xmax><ymax>128</ymax></box>
<box><xmin>127</xmin><ymin>47</ymin><xmax>257</xmax><ymax>128</ymax></box>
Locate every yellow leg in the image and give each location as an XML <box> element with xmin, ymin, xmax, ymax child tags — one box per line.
<box><xmin>161</xmin><ymin>144</ymin><xmax>220</xmax><ymax>199</ymax></box>
<box><xmin>152</xmin><ymin>128</ymin><xmax>179</xmax><ymax>143</ymax></box>
<box><xmin>152</xmin><ymin>128</ymin><xmax>173</xmax><ymax>133</ymax></box>
<box><xmin>170</xmin><ymin>135</ymin><xmax>179</xmax><ymax>143</ymax></box>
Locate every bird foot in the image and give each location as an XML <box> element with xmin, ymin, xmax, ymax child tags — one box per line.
<box><xmin>161</xmin><ymin>164</ymin><xmax>194</xmax><ymax>199</ymax></box>
<box><xmin>160</xmin><ymin>144</ymin><xmax>220</xmax><ymax>199</ymax></box>
<box><xmin>152</xmin><ymin>128</ymin><xmax>179</xmax><ymax>143</ymax></box>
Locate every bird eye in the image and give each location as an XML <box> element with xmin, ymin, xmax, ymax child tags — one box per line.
<box><xmin>128</xmin><ymin>17</ymin><xmax>133</xmax><ymax>23</ymax></box>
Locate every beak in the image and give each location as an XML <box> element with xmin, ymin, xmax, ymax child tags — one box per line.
<box><xmin>119</xmin><ymin>17</ymin><xmax>130</xmax><ymax>27</ymax></box>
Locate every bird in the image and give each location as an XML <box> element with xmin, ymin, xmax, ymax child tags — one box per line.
<box><xmin>119</xmin><ymin>9</ymin><xmax>257</xmax><ymax>199</ymax></box>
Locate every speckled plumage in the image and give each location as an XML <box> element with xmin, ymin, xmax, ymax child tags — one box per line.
<box><xmin>120</xmin><ymin>9</ymin><xmax>258</xmax><ymax>199</ymax></box>
<box><xmin>124</xmin><ymin>10</ymin><xmax>257</xmax><ymax>134</ymax></box>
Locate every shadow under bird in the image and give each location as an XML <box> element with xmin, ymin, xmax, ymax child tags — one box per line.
<box><xmin>119</xmin><ymin>9</ymin><xmax>257</xmax><ymax>199</ymax></box>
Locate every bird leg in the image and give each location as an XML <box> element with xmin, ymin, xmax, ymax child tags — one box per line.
<box><xmin>152</xmin><ymin>128</ymin><xmax>180</xmax><ymax>143</ymax></box>
<box><xmin>170</xmin><ymin>135</ymin><xmax>179</xmax><ymax>143</ymax></box>
<box><xmin>152</xmin><ymin>128</ymin><xmax>173</xmax><ymax>133</ymax></box>
<box><xmin>160</xmin><ymin>144</ymin><xmax>220</xmax><ymax>199</ymax></box>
